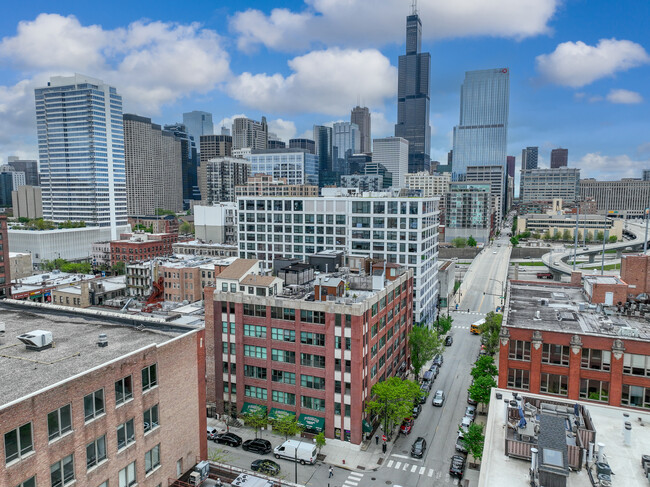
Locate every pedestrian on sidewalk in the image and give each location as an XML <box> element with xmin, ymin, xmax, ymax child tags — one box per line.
<box><xmin>216</xmin><ymin>478</ymin><xmax>222</xmax><ymax>487</ymax></box>
<box><xmin>375</xmin><ymin>434</ymin><xmax>379</xmax><ymax>445</ymax></box>
<box><xmin>329</xmin><ymin>466</ymin><xmax>334</xmax><ymax>478</ymax></box>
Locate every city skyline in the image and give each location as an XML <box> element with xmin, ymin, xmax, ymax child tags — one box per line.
<box><xmin>0</xmin><ymin>1</ymin><xmax>648</xmax><ymax>181</ymax></box>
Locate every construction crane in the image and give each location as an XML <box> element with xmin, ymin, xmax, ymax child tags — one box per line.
<box><xmin>142</xmin><ymin>276</ymin><xmax>164</xmax><ymax>313</ymax></box>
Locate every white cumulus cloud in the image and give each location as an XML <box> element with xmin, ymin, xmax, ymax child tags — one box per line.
<box><xmin>576</xmin><ymin>152</ymin><xmax>649</xmax><ymax>180</ymax></box>
<box><xmin>231</xmin><ymin>0</ymin><xmax>560</xmax><ymax>52</ymax></box>
<box><xmin>606</xmin><ymin>89</ymin><xmax>643</xmax><ymax>104</ymax></box>
<box><xmin>268</xmin><ymin>118</ymin><xmax>297</xmax><ymax>142</ymax></box>
<box><xmin>536</xmin><ymin>38</ymin><xmax>650</xmax><ymax>87</ymax></box>
<box><xmin>227</xmin><ymin>48</ymin><xmax>397</xmax><ymax>116</ymax></box>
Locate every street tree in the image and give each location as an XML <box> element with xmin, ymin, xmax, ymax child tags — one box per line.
<box><xmin>463</xmin><ymin>423</ymin><xmax>485</xmax><ymax>461</ymax></box>
<box><xmin>179</xmin><ymin>221</ymin><xmax>194</xmax><ymax>235</ymax></box>
<box><xmin>242</xmin><ymin>410</ymin><xmax>268</xmax><ymax>439</ymax></box>
<box><xmin>469</xmin><ymin>375</ymin><xmax>496</xmax><ymax>410</ymax></box>
<box><xmin>314</xmin><ymin>432</ymin><xmax>326</xmax><ymax>455</ymax></box>
<box><xmin>437</xmin><ymin>314</ymin><xmax>454</xmax><ymax>335</ymax></box>
<box><xmin>111</xmin><ymin>261</ymin><xmax>126</xmax><ymax>275</ymax></box>
<box><xmin>471</xmin><ymin>355</ymin><xmax>498</xmax><ymax>380</ymax></box>
<box><xmin>510</xmin><ymin>236</ymin><xmax>519</xmax><ymax>247</ymax></box>
<box><xmin>596</xmin><ymin>230</ymin><xmax>604</xmax><ymax>241</ymax></box>
<box><xmin>408</xmin><ymin>326</ymin><xmax>443</xmax><ymax>381</ymax></box>
<box><xmin>562</xmin><ymin>229</ymin><xmax>572</xmax><ymax>241</ymax></box>
<box><xmin>272</xmin><ymin>413</ymin><xmax>303</xmax><ymax>440</ymax></box>
<box><xmin>608</xmin><ymin>235</ymin><xmax>617</xmax><ymax>243</ymax></box>
<box><xmin>467</xmin><ymin>235</ymin><xmax>477</xmax><ymax>247</ymax></box>
<box><xmin>365</xmin><ymin>377</ymin><xmax>421</xmax><ymax>438</ymax></box>
<box><xmin>478</xmin><ymin>312</ymin><xmax>503</xmax><ymax>356</ymax></box>
<box><xmin>452</xmin><ymin>237</ymin><xmax>467</xmax><ymax>248</ymax></box>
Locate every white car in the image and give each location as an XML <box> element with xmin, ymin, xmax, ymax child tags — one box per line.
<box><xmin>492</xmin><ymin>251</ymin><xmax>497</xmax><ymax>254</ymax></box>
<box><xmin>459</xmin><ymin>416</ymin><xmax>473</xmax><ymax>433</ymax></box>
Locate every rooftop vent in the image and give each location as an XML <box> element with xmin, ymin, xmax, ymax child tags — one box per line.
<box><xmin>619</xmin><ymin>326</ymin><xmax>640</xmax><ymax>338</ymax></box>
<box><xmin>97</xmin><ymin>334</ymin><xmax>108</xmax><ymax>348</ymax></box>
<box><xmin>17</xmin><ymin>330</ymin><xmax>53</xmax><ymax>351</ymax></box>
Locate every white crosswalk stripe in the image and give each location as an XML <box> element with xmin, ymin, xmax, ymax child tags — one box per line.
<box><xmin>411</xmin><ymin>464</ymin><xmax>418</xmax><ymax>473</ymax></box>
<box><xmin>419</xmin><ymin>466</ymin><xmax>426</xmax><ymax>475</ymax></box>
<box><xmin>387</xmin><ymin>460</ymin><xmax>394</xmax><ymax>468</ymax></box>
<box><xmin>348</xmin><ymin>472</ymin><xmax>363</xmax><ymax>478</ymax></box>
<box><xmin>428</xmin><ymin>468</ymin><xmax>434</xmax><ymax>477</ymax></box>
<box><xmin>395</xmin><ymin>461</ymin><xmax>402</xmax><ymax>469</ymax></box>
<box><xmin>343</xmin><ymin>480</ymin><xmax>359</xmax><ymax>486</ymax></box>
<box><xmin>402</xmin><ymin>462</ymin><xmax>409</xmax><ymax>470</ymax></box>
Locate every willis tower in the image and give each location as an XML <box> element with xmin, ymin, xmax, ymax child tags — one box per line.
<box><xmin>395</xmin><ymin>4</ymin><xmax>431</xmax><ymax>173</ymax></box>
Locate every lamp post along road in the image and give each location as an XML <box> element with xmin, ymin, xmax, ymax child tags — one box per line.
<box><xmin>573</xmin><ymin>203</ymin><xmax>580</xmax><ymax>271</ymax></box>
<box><xmin>644</xmin><ymin>207</ymin><xmax>649</xmax><ymax>254</ymax></box>
<box><xmin>601</xmin><ymin>189</ymin><xmax>610</xmax><ymax>275</ymax></box>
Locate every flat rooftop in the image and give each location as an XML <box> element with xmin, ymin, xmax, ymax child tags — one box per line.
<box><xmin>506</xmin><ymin>281</ymin><xmax>650</xmax><ymax>340</ymax></box>
<box><xmin>0</xmin><ymin>301</ymin><xmax>187</xmax><ymax>408</ymax></box>
<box><xmin>480</xmin><ymin>388</ymin><xmax>650</xmax><ymax>487</ymax></box>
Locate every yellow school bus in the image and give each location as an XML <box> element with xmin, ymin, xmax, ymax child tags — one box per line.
<box><xmin>470</xmin><ymin>318</ymin><xmax>485</xmax><ymax>335</ymax></box>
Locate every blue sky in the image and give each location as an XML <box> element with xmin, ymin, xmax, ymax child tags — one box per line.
<box><xmin>0</xmin><ymin>0</ymin><xmax>648</xmax><ymax>181</ymax></box>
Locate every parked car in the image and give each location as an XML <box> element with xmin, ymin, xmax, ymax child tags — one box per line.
<box><xmin>445</xmin><ymin>335</ymin><xmax>453</xmax><ymax>346</ymax></box>
<box><xmin>432</xmin><ymin>390</ymin><xmax>445</xmax><ymax>407</ymax></box>
<box><xmin>411</xmin><ymin>436</ymin><xmax>427</xmax><ymax>458</ymax></box>
<box><xmin>459</xmin><ymin>416</ymin><xmax>472</xmax><ymax>434</ymax></box>
<box><xmin>251</xmin><ymin>459</ymin><xmax>281</xmax><ymax>476</ymax></box>
<box><xmin>422</xmin><ymin>370</ymin><xmax>434</xmax><ymax>382</ymax></box>
<box><xmin>455</xmin><ymin>435</ymin><xmax>468</xmax><ymax>453</ymax></box>
<box><xmin>214</xmin><ymin>433</ymin><xmax>243</xmax><ymax>447</ymax></box>
<box><xmin>464</xmin><ymin>405</ymin><xmax>476</xmax><ymax>421</ymax></box>
<box><xmin>412</xmin><ymin>403</ymin><xmax>422</xmax><ymax>418</ymax></box>
<box><xmin>243</xmin><ymin>438</ymin><xmax>272</xmax><ymax>454</ymax></box>
<box><xmin>449</xmin><ymin>454</ymin><xmax>466</xmax><ymax>479</ymax></box>
<box><xmin>400</xmin><ymin>417</ymin><xmax>414</xmax><ymax>435</ymax></box>
<box><xmin>418</xmin><ymin>388</ymin><xmax>428</xmax><ymax>404</ymax></box>
<box><xmin>207</xmin><ymin>427</ymin><xmax>218</xmax><ymax>441</ymax></box>
<box><xmin>467</xmin><ymin>391</ymin><xmax>477</xmax><ymax>406</ymax></box>
<box><xmin>433</xmin><ymin>354</ymin><xmax>444</xmax><ymax>367</ymax></box>
<box><xmin>429</xmin><ymin>364</ymin><xmax>440</xmax><ymax>378</ymax></box>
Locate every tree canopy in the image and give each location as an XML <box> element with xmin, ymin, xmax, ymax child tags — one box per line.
<box><xmin>409</xmin><ymin>326</ymin><xmax>443</xmax><ymax>381</ymax></box>
<box><xmin>467</xmin><ymin>235</ymin><xmax>477</xmax><ymax>248</ymax></box>
<box><xmin>242</xmin><ymin>410</ymin><xmax>268</xmax><ymax>439</ymax></box>
<box><xmin>463</xmin><ymin>423</ymin><xmax>485</xmax><ymax>460</ymax></box>
<box><xmin>471</xmin><ymin>355</ymin><xmax>498</xmax><ymax>380</ymax></box>
<box><xmin>437</xmin><ymin>314</ymin><xmax>453</xmax><ymax>336</ymax></box>
<box><xmin>365</xmin><ymin>377</ymin><xmax>421</xmax><ymax>438</ymax></box>
<box><xmin>271</xmin><ymin>413</ymin><xmax>303</xmax><ymax>440</ymax></box>
<box><xmin>479</xmin><ymin>312</ymin><xmax>502</xmax><ymax>356</ymax></box>
<box><xmin>469</xmin><ymin>375</ymin><xmax>496</xmax><ymax>407</ymax></box>
<box><xmin>452</xmin><ymin>237</ymin><xmax>467</xmax><ymax>248</ymax></box>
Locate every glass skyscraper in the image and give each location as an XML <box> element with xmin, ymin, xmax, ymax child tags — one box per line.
<box><xmin>35</xmin><ymin>74</ymin><xmax>127</xmax><ymax>238</ymax></box>
<box><xmin>183</xmin><ymin>111</ymin><xmax>213</xmax><ymax>151</ymax></box>
<box><xmin>451</xmin><ymin>68</ymin><xmax>510</xmax><ymax>181</ymax></box>
<box><xmin>394</xmin><ymin>11</ymin><xmax>431</xmax><ymax>173</ymax></box>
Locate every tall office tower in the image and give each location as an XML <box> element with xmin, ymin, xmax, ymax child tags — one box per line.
<box><xmin>521</xmin><ymin>146</ymin><xmax>539</xmax><ymax>170</ymax></box>
<box><xmin>0</xmin><ymin>215</ymin><xmax>9</xmax><ymax>297</ymax></box>
<box><xmin>313</xmin><ymin>125</ymin><xmax>333</xmax><ymax>174</ymax></box>
<box><xmin>0</xmin><ymin>172</ymin><xmax>14</xmax><ymax>206</ymax></box>
<box><xmin>164</xmin><ymin>123</ymin><xmax>199</xmax><ymax>208</ymax></box>
<box><xmin>394</xmin><ymin>7</ymin><xmax>431</xmax><ymax>173</ymax></box>
<box><xmin>232</xmin><ymin>116</ymin><xmax>268</xmax><ymax>150</ymax></box>
<box><xmin>220</xmin><ymin>125</ymin><xmax>230</xmax><ymax>136</ymax></box>
<box><xmin>373</xmin><ymin>136</ymin><xmax>409</xmax><ymax>187</ymax></box>
<box><xmin>183</xmin><ymin>111</ymin><xmax>213</xmax><ymax>151</ymax></box>
<box><xmin>333</xmin><ymin>122</ymin><xmax>360</xmax><ymax>169</ymax></box>
<box><xmin>507</xmin><ymin>155</ymin><xmax>516</xmax><ymax>178</ymax></box>
<box><xmin>351</xmin><ymin>106</ymin><xmax>371</xmax><ymax>153</ymax></box>
<box><xmin>451</xmin><ymin>68</ymin><xmax>510</xmax><ymax>181</ymax></box>
<box><xmin>123</xmin><ymin>114</ymin><xmax>183</xmax><ymax>215</ymax></box>
<box><xmin>550</xmin><ymin>148</ymin><xmax>568</xmax><ymax>168</ymax></box>
<box><xmin>7</xmin><ymin>156</ymin><xmax>39</xmax><ymax>186</ymax></box>
<box><xmin>199</xmin><ymin>135</ymin><xmax>232</xmax><ymax>204</ymax></box>
<box><xmin>466</xmin><ymin>165</ymin><xmax>506</xmax><ymax>224</ymax></box>
<box><xmin>35</xmin><ymin>74</ymin><xmax>127</xmax><ymax>238</ymax></box>
<box><xmin>644</xmin><ymin>170</ymin><xmax>650</xmax><ymax>182</ymax></box>
<box><xmin>289</xmin><ymin>138</ymin><xmax>316</xmax><ymax>154</ymax></box>
<box><xmin>0</xmin><ymin>165</ymin><xmax>26</xmax><ymax>190</ymax></box>
<box><xmin>204</xmin><ymin>157</ymin><xmax>250</xmax><ymax>204</ymax></box>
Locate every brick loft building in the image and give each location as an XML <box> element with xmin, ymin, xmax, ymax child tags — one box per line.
<box><xmin>205</xmin><ymin>258</ymin><xmax>413</xmax><ymax>445</ymax></box>
<box><xmin>160</xmin><ymin>256</ymin><xmax>238</xmax><ymax>303</ymax></box>
<box><xmin>0</xmin><ymin>301</ymin><xmax>206</xmax><ymax>487</ymax></box>
<box><xmin>499</xmin><ymin>279</ymin><xmax>650</xmax><ymax>410</ymax></box>
<box><xmin>110</xmin><ymin>233</ymin><xmax>180</xmax><ymax>265</ymax></box>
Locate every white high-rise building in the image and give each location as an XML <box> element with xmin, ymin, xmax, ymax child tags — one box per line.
<box><xmin>35</xmin><ymin>74</ymin><xmax>127</xmax><ymax>238</ymax></box>
<box><xmin>452</xmin><ymin>68</ymin><xmax>510</xmax><ymax>181</ymax></box>
<box><xmin>333</xmin><ymin>122</ymin><xmax>360</xmax><ymax>163</ymax></box>
<box><xmin>405</xmin><ymin>172</ymin><xmax>451</xmax><ymax>197</ymax></box>
<box><xmin>236</xmin><ymin>189</ymin><xmax>440</xmax><ymax>326</ymax></box>
<box><xmin>373</xmin><ymin>137</ymin><xmax>409</xmax><ymax>188</ymax></box>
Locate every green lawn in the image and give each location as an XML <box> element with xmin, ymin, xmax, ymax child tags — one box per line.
<box><xmin>510</xmin><ymin>261</ymin><xmax>546</xmax><ymax>266</ymax></box>
<box><xmin>581</xmin><ymin>263</ymin><xmax>621</xmax><ymax>270</ymax></box>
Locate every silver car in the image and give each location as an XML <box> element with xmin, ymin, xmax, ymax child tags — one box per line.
<box><xmin>432</xmin><ymin>390</ymin><xmax>445</xmax><ymax>407</ymax></box>
<box><xmin>464</xmin><ymin>405</ymin><xmax>476</xmax><ymax>421</ymax></box>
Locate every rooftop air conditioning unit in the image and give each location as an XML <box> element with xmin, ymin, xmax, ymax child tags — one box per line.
<box><xmin>17</xmin><ymin>330</ymin><xmax>53</xmax><ymax>351</ymax></box>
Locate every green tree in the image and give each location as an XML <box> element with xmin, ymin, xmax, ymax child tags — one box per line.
<box><xmin>467</xmin><ymin>235</ymin><xmax>477</xmax><ymax>247</ymax></box>
<box><xmin>531</xmin><ymin>233</ymin><xmax>541</xmax><ymax>239</ymax></box>
<box><xmin>478</xmin><ymin>312</ymin><xmax>503</xmax><ymax>356</ymax></box>
<box><xmin>242</xmin><ymin>410</ymin><xmax>269</xmax><ymax>439</ymax></box>
<box><xmin>469</xmin><ymin>375</ymin><xmax>497</xmax><ymax>409</ymax></box>
<box><xmin>511</xmin><ymin>216</ymin><xmax>517</xmax><ymax>234</ymax></box>
<box><xmin>271</xmin><ymin>413</ymin><xmax>303</xmax><ymax>440</ymax></box>
<box><xmin>155</xmin><ymin>208</ymin><xmax>175</xmax><ymax>216</ymax></box>
<box><xmin>437</xmin><ymin>314</ymin><xmax>454</xmax><ymax>335</ymax></box>
<box><xmin>111</xmin><ymin>261</ymin><xmax>126</xmax><ymax>275</ymax></box>
<box><xmin>452</xmin><ymin>237</ymin><xmax>467</xmax><ymax>248</ymax></box>
<box><xmin>510</xmin><ymin>236</ymin><xmax>519</xmax><ymax>247</ymax></box>
<box><xmin>408</xmin><ymin>326</ymin><xmax>443</xmax><ymax>381</ymax></box>
<box><xmin>596</xmin><ymin>230</ymin><xmax>604</xmax><ymax>241</ymax></box>
<box><xmin>60</xmin><ymin>262</ymin><xmax>92</xmax><ymax>274</ymax></box>
<box><xmin>463</xmin><ymin>423</ymin><xmax>485</xmax><ymax>461</ymax></box>
<box><xmin>577</xmin><ymin>231</ymin><xmax>583</xmax><ymax>242</ymax></box>
<box><xmin>608</xmin><ymin>235</ymin><xmax>617</xmax><ymax>243</ymax></box>
<box><xmin>365</xmin><ymin>377</ymin><xmax>421</xmax><ymax>438</ymax></box>
<box><xmin>471</xmin><ymin>355</ymin><xmax>498</xmax><ymax>380</ymax></box>
<box><xmin>179</xmin><ymin>221</ymin><xmax>194</xmax><ymax>235</ymax></box>
<box><xmin>314</xmin><ymin>432</ymin><xmax>326</xmax><ymax>455</ymax></box>
<box><xmin>551</xmin><ymin>231</ymin><xmax>561</xmax><ymax>241</ymax></box>
<box><xmin>542</xmin><ymin>230</ymin><xmax>551</xmax><ymax>240</ymax></box>
<box><xmin>562</xmin><ymin>229</ymin><xmax>572</xmax><ymax>241</ymax></box>
<box><xmin>586</xmin><ymin>231</ymin><xmax>593</xmax><ymax>243</ymax></box>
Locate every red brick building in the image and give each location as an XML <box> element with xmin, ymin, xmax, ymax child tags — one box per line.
<box><xmin>0</xmin><ymin>301</ymin><xmax>206</xmax><ymax>487</ymax></box>
<box><xmin>0</xmin><ymin>214</ymin><xmax>11</xmax><ymax>298</ymax></box>
<box><xmin>499</xmin><ymin>280</ymin><xmax>650</xmax><ymax>410</ymax></box>
<box><xmin>110</xmin><ymin>233</ymin><xmax>180</xmax><ymax>265</ymax></box>
<box><xmin>128</xmin><ymin>215</ymin><xmax>180</xmax><ymax>235</ymax></box>
<box><xmin>206</xmin><ymin>258</ymin><xmax>413</xmax><ymax>444</ymax></box>
<box><xmin>621</xmin><ymin>253</ymin><xmax>650</xmax><ymax>295</ymax></box>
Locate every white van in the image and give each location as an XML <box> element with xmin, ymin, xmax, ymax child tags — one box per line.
<box><xmin>273</xmin><ymin>439</ymin><xmax>317</xmax><ymax>465</ymax></box>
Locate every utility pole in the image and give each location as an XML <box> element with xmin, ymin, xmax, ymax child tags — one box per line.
<box><xmin>601</xmin><ymin>190</ymin><xmax>610</xmax><ymax>275</ymax></box>
<box><xmin>644</xmin><ymin>207</ymin><xmax>649</xmax><ymax>253</ymax></box>
<box><xmin>573</xmin><ymin>202</ymin><xmax>580</xmax><ymax>271</ymax></box>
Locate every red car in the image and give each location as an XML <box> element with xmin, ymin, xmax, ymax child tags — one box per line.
<box><xmin>400</xmin><ymin>417</ymin><xmax>414</xmax><ymax>435</ymax></box>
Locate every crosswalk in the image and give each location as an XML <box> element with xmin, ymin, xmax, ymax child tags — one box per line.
<box><xmin>342</xmin><ymin>471</ymin><xmax>364</xmax><ymax>486</ymax></box>
<box><xmin>453</xmin><ymin>325</ymin><xmax>470</xmax><ymax>329</ymax></box>
<box><xmin>451</xmin><ymin>310</ymin><xmax>484</xmax><ymax>315</ymax></box>
<box><xmin>385</xmin><ymin>458</ymin><xmax>436</xmax><ymax>477</ymax></box>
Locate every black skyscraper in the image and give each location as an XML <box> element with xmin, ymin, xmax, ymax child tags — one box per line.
<box><xmin>164</xmin><ymin>123</ymin><xmax>199</xmax><ymax>208</ymax></box>
<box><xmin>395</xmin><ymin>8</ymin><xmax>431</xmax><ymax>173</ymax></box>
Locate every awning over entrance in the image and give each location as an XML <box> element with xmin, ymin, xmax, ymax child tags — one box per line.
<box><xmin>240</xmin><ymin>402</ymin><xmax>267</xmax><ymax>416</ymax></box>
<box><xmin>268</xmin><ymin>408</ymin><xmax>295</xmax><ymax>421</ymax></box>
<box><xmin>298</xmin><ymin>413</ymin><xmax>325</xmax><ymax>432</ymax></box>
<box><xmin>362</xmin><ymin>419</ymin><xmax>372</xmax><ymax>433</ymax></box>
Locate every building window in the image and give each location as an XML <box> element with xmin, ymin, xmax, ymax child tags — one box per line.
<box><xmin>115</xmin><ymin>376</ymin><xmax>133</xmax><ymax>406</ymax></box>
<box><xmin>300</xmin><ymin>332</ymin><xmax>325</xmax><ymax>347</ymax></box>
<box><xmin>16</xmin><ymin>477</ymin><xmax>35</xmax><ymax>487</ymax></box>
<box><xmin>579</xmin><ymin>379</ymin><xmax>609</xmax><ymax>402</ymax></box>
<box><xmin>4</xmin><ymin>422</ymin><xmax>33</xmax><ymax>463</ymax></box>
<box><xmin>119</xmin><ymin>461</ymin><xmax>136</xmax><ymax>487</ymax></box>
<box><xmin>271</xmin><ymin>307</ymin><xmax>296</xmax><ymax>320</ymax></box>
<box><xmin>244</xmin><ymin>324</ymin><xmax>267</xmax><ymax>338</ymax></box>
<box><xmin>507</xmin><ymin>368</ymin><xmax>530</xmax><ymax>390</ymax></box>
<box><xmin>301</xmin><ymin>396</ymin><xmax>326</xmax><ymax>411</ymax></box>
<box><xmin>623</xmin><ymin>353</ymin><xmax>650</xmax><ymax>376</ymax></box>
<box><xmin>48</xmin><ymin>404</ymin><xmax>72</xmax><ymax>441</ymax></box>
<box><xmin>300</xmin><ymin>353</ymin><xmax>326</xmax><ymax>368</ymax></box>
<box><xmin>86</xmin><ymin>435</ymin><xmax>107</xmax><ymax>470</ymax></box>
<box><xmin>541</xmin><ymin>344</ymin><xmax>570</xmax><ymax>366</ymax></box>
<box><xmin>272</xmin><ymin>349</ymin><xmax>296</xmax><ymax>363</ymax></box>
<box><xmin>51</xmin><ymin>454</ymin><xmax>75</xmax><ymax>487</ymax></box>
<box><xmin>244</xmin><ymin>365</ymin><xmax>267</xmax><ymax>380</ymax></box>
<box><xmin>271</xmin><ymin>328</ymin><xmax>295</xmax><ymax>342</ymax></box>
<box><xmin>244</xmin><ymin>345</ymin><xmax>267</xmax><ymax>359</ymax></box>
<box><xmin>271</xmin><ymin>370</ymin><xmax>296</xmax><ymax>384</ymax></box>
<box><xmin>144</xmin><ymin>405</ymin><xmax>159</xmax><ymax>433</ymax></box>
<box><xmin>508</xmin><ymin>340</ymin><xmax>531</xmax><ymax>361</ymax></box>
<box><xmin>142</xmin><ymin>364</ymin><xmax>158</xmax><ymax>392</ymax></box>
<box><xmin>621</xmin><ymin>384</ymin><xmax>650</xmax><ymax>409</ymax></box>
<box><xmin>272</xmin><ymin>390</ymin><xmax>296</xmax><ymax>405</ymax></box>
<box><xmin>145</xmin><ymin>445</ymin><xmax>160</xmax><ymax>474</ymax></box>
<box><xmin>301</xmin><ymin>375</ymin><xmax>326</xmax><ymax>390</ymax></box>
<box><xmin>581</xmin><ymin>349</ymin><xmax>611</xmax><ymax>371</ymax></box>
<box><xmin>540</xmin><ymin>374</ymin><xmax>568</xmax><ymax>396</ymax></box>
<box><xmin>244</xmin><ymin>386</ymin><xmax>267</xmax><ymax>400</ymax></box>
<box><xmin>117</xmin><ymin>419</ymin><xmax>135</xmax><ymax>450</ymax></box>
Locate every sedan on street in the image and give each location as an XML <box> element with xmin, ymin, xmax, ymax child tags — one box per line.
<box><xmin>242</xmin><ymin>438</ymin><xmax>272</xmax><ymax>454</ymax></box>
<box><xmin>449</xmin><ymin>454</ymin><xmax>466</xmax><ymax>479</ymax></box>
<box><xmin>251</xmin><ymin>459</ymin><xmax>281</xmax><ymax>476</ymax></box>
<box><xmin>400</xmin><ymin>418</ymin><xmax>414</xmax><ymax>435</ymax></box>
<box><xmin>432</xmin><ymin>390</ymin><xmax>445</xmax><ymax>407</ymax></box>
<box><xmin>213</xmin><ymin>433</ymin><xmax>242</xmax><ymax>447</ymax></box>
<box><xmin>411</xmin><ymin>437</ymin><xmax>427</xmax><ymax>458</ymax></box>
<box><xmin>465</xmin><ymin>405</ymin><xmax>476</xmax><ymax>421</ymax></box>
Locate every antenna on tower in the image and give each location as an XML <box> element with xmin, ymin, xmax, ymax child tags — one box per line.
<box><xmin>411</xmin><ymin>0</ymin><xmax>418</xmax><ymax>15</ymax></box>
